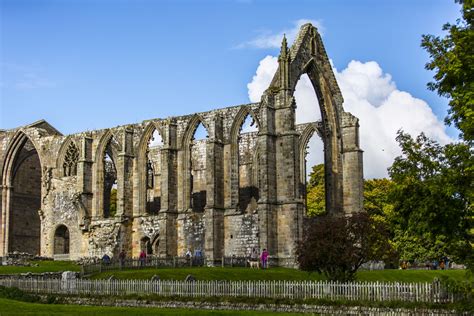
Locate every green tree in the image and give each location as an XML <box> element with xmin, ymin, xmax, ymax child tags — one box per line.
<box><xmin>388</xmin><ymin>130</ymin><xmax>473</xmax><ymax>264</ymax></box>
<box><xmin>421</xmin><ymin>0</ymin><xmax>474</xmax><ymax>141</ymax></box>
<box><xmin>364</xmin><ymin>178</ymin><xmax>395</xmax><ymax>220</ymax></box>
<box><xmin>306</xmin><ymin>164</ymin><xmax>325</xmax><ymax>216</ymax></box>
<box><xmin>297</xmin><ymin>212</ymin><xmax>394</xmax><ymax>281</ymax></box>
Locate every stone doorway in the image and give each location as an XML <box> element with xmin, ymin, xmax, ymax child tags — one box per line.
<box><xmin>54</xmin><ymin>225</ymin><xmax>70</xmax><ymax>255</ymax></box>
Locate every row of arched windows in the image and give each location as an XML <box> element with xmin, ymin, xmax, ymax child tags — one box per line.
<box><xmin>59</xmin><ymin>74</ymin><xmax>324</xmax><ymax>218</ymax></box>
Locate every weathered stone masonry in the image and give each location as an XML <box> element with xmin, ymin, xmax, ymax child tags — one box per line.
<box><xmin>0</xmin><ymin>24</ymin><xmax>363</xmax><ymax>266</ymax></box>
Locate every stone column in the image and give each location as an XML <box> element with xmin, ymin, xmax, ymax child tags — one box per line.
<box><xmin>341</xmin><ymin>112</ymin><xmax>364</xmax><ymax>214</ymax></box>
<box><xmin>176</xmin><ymin>145</ymin><xmax>186</xmax><ymax>256</ymax></box>
<box><xmin>273</xmin><ymin>37</ymin><xmax>304</xmax><ymax>265</ymax></box>
<box><xmin>257</xmin><ymin>95</ymin><xmax>278</xmax><ymax>257</ymax></box>
<box><xmin>76</xmin><ymin>136</ymin><xmax>93</xmax><ymax>221</ymax></box>
<box><xmin>0</xmin><ymin>185</ymin><xmax>12</xmax><ymax>256</ymax></box>
<box><xmin>116</xmin><ymin>128</ymin><xmax>134</xmax><ymax>217</ymax></box>
<box><xmin>204</xmin><ymin>114</ymin><xmax>225</xmax><ymax>265</ymax></box>
<box><xmin>223</xmin><ymin>141</ymin><xmax>233</xmax><ymax>210</ymax></box>
<box><xmin>159</xmin><ymin>120</ymin><xmax>178</xmax><ymax>257</ymax></box>
<box><xmin>113</xmin><ymin>129</ymin><xmax>134</xmax><ymax>256</ymax></box>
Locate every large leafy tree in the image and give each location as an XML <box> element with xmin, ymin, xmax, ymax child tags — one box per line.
<box><xmin>388</xmin><ymin>131</ymin><xmax>473</xmax><ymax>264</ymax></box>
<box><xmin>297</xmin><ymin>212</ymin><xmax>394</xmax><ymax>281</ymax></box>
<box><xmin>421</xmin><ymin>0</ymin><xmax>474</xmax><ymax>142</ymax></box>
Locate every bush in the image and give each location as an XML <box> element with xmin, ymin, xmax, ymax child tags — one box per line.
<box><xmin>0</xmin><ymin>286</ymin><xmax>40</xmax><ymax>303</ymax></box>
<box><xmin>297</xmin><ymin>213</ymin><xmax>396</xmax><ymax>281</ymax></box>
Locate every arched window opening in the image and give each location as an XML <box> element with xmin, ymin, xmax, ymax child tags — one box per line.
<box><xmin>63</xmin><ymin>142</ymin><xmax>79</xmax><ymax>177</ymax></box>
<box><xmin>140</xmin><ymin>236</ymin><xmax>152</xmax><ymax>255</ymax></box>
<box><xmin>8</xmin><ymin>137</ymin><xmax>41</xmax><ymax>255</ymax></box>
<box><xmin>54</xmin><ymin>225</ymin><xmax>70</xmax><ymax>254</ymax></box>
<box><xmin>146</xmin><ymin>129</ymin><xmax>163</xmax><ymax>214</ymax></box>
<box><xmin>304</xmin><ymin>134</ymin><xmax>325</xmax><ymax>217</ymax></box>
<box><xmin>295</xmin><ymin>74</ymin><xmax>321</xmax><ymax>124</ymax></box>
<box><xmin>190</xmin><ymin>122</ymin><xmax>208</xmax><ymax>212</ymax></box>
<box><xmin>103</xmin><ymin>146</ymin><xmax>117</xmax><ymax>218</ymax></box>
<box><xmin>238</xmin><ymin>114</ymin><xmax>259</xmax><ymax>212</ymax></box>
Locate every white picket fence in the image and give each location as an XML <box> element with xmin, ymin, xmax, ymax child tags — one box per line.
<box><xmin>0</xmin><ymin>278</ymin><xmax>453</xmax><ymax>303</ymax></box>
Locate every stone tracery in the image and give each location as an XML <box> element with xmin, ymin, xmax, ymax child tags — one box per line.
<box><xmin>63</xmin><ymin>142</ymin><xmax>79</xmax><ymax>177</ymax></box>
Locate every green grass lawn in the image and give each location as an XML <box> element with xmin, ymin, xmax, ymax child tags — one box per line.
<box><xmin>356</xmin><ymin>269</ymin><xmax>467</xmax><ymax>283</ymax></box>
<box><xmin>0</xmin><ymin>261</ymin><xmax>80</xmax><ymax>274</ymax></box>
<box><xmin>0</xmin><ymin>298</ymin><xmax>310</xmax><ymax>315</ymax></box>
<box><xmin>90</xmin><ymin>267</ymin><xmax>467</xmax><ymax>283</ymax></box>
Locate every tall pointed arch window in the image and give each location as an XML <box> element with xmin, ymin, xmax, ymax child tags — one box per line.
<box><xmin>237</xmin><ymin>114</ymin><xmax>259</xmax><ymax>212</ymax></box>
<box><xmin>190</xmin><ymin>122</ymin><xmax>208</xmax><ymax>212</ymax></box>
<box><xmin>146</xmin><ymin>129</ymin><xmax>163</xmax><ymax>214</ymax></box>
<box><xmin>103</xmin><ymin>144</ymin><xmax>117</xmax><ymax>218</ymax></box>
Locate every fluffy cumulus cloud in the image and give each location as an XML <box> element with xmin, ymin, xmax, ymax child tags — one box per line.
<box><xmin>237</xmin><ymin>19</ymin><xmax>324</xmax><ymax>49</ymax></box>
<box><xmin>247</xmin><ymin>58</ymin><xmax>453</xmax><ymax>179</ymax></box>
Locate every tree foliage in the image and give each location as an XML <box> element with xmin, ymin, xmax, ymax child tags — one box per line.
<box><xmin>297</xmin><ymin>212</ymin><xmax>394</xmax><ymax>281</ymax></box>
<box><xmin>306</xmin><ymin>164</ymin><xmax>325</xmax><ymax>217</ymax></box>
<box><xmin>421</xmin><ymin>0</ymin><xmax>474</xmax><ymax>141</ymax></box>
<box><xmin>388</xmin><ymin>130</ymin><xmax>473</xmax><ymax>264</ymax></box>
<box><xmin>364</xmin><ymin>178</ymin><xmax>395</xmax><ymax>219</ymax></box>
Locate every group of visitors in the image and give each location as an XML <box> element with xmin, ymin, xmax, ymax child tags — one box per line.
<box><xmin>100</xmin><ymin>247</ymin><xmax>270</xmax><ymax>269</ymax></box>
<box><xmin>101</xmin><ymin>249</ymin><xmax>142</xmax><ymax>267</ymax></box>
<box><xmin>185</xmin><ymin>248</ymin><xmax>204</xmax><ymax>266</ymax></box>
<box><xmin>248</xmin><ymin>247</ymin><xmax>269</xmax><ymax>269</ymax></box>
<box><xmin>400</xmin><ymin>257</ymin><xmax>450</xmax><ymax>270</ymax></box>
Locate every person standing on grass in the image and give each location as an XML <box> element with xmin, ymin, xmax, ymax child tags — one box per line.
<box><xmin>102</xmin><ymin>253</ymin><xmax>111</xmax><ymax>265</ymax></box>
<box><xmin>119</xmin><ymin>249</ymin><xmax>126</xmax><ymax>268</ymax></box>
<box><xmin>261</xmin><ymin>248</ymin><xmax>269</xmax><ymax>269</ymax></box>
<box><xmin>139</xmin><ymin>249</ymin><xmax>147</xmax><ymax>267</ymax></box>
<box><xmin>251</xmin><ymin>248</ymin><xmax>258</xmax><ymax>261</ymax></box>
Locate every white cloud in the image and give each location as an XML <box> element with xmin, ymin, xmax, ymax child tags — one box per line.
<box><xmin>247</xmin><ymin>57</ymin><xmax>453</xmax><ymax>179</ymax></box>
<box><xmin>247</xmin><ymin>56</ymin><xmax>279</xmax><ymax>102</ymax></box>
<box><xmin>237</xmin><ymin>19</ymin><xmax>324</xmax><ymax>49</ymax></box>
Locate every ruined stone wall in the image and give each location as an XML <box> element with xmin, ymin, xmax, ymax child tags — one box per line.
<box><xmin>0</xmin><ymin>23</ymin><xmax>364</xmax><ymax>265</ymax></box>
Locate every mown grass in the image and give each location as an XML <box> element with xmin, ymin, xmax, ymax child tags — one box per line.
<box><xmin>356</xmin><ymin>269</ymin><xmax>467</xmax><ymax>283</ymax></box>
<box><xmin>90</xmin><ymin>266</ymin><xmax>467</xmax><ymax>283</ymax></box>
<box><xmin>0</xmin><ymin>261</ymin><xmax>80</xmax><ymax>274</ymax></box>
<box><xmin>0</xmin><ymin>298</ymin><xmax>312</xmax><ymax>315</ymax></box>
<box><xmin>90</xmin><ymin>267</ymin><xmax>324</xmax><ymax>281</ymax></box>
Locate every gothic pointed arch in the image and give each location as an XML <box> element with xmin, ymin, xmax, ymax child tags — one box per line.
<box><xmin>299</xmin><ymin>122</ymin><xmax>323</xmax><ymax>186</ymax></box>
<box><xmin>0</xmin><ymin>130</ymin><xmax>43</xmax><ymax>255</ymax></box>
<box><xmin>264</xmin><ymin>23</ymin><xmax>361</xmax><ymax>213</ymax></box>
<box><xmin>229</xmin><ymin>106</ymin><xmax>260</xmax><ymax>211</ymax></box>
<box><xmin>229</xmin><ymin>106</ymin><xmax>260</xmax><ymax>144</ymax></box>
<box><xmin>137</xmin><ymin>122</ymin><xmax>164</xmax><ymax>215</ymax></box>
<box><xmin>179</xmin><ymin>114</ymin><xmax>209</xmax><ymax>211</ymax></box>
<box><xmin>93</xmin><ymin>130</ymin><xmax>121</xmax><ymax>218</ymax></box>
<box><xmin>180</xmin><ymin>114</ymin><xmax>209</xmax><ymax>150</ymax></box>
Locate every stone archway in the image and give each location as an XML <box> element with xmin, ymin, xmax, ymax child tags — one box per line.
<box><xmin>54</xmin><ymin>225</ymin><xmax>70</xmax><ymax>255</ymax></box>
<box><xmin>140</xmin><ymin>236</ymin><xmax>153</xmax><ymax>255</ymax></box>
<box><xmin>1</xmin><ymin>132</ymin><xmax>42</xmax><ymax>255</ymax></box>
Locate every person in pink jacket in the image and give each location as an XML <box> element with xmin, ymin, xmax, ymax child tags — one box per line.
<box><xmin>260</xmin><ymin>249</ymin><xmax>269</xmax><ymax>269</ymax></box>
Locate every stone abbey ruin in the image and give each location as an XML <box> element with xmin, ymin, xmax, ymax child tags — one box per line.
<box><xmin>0</xmin><ymin>24</ymin><xmax>363</xmax><ymax>266</ymax></box>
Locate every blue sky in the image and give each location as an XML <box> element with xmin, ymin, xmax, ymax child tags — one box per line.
<box><xmin>1</xmin><ymin>0</ymin><xmax>461</xmax><ymax>138</ymax></box>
